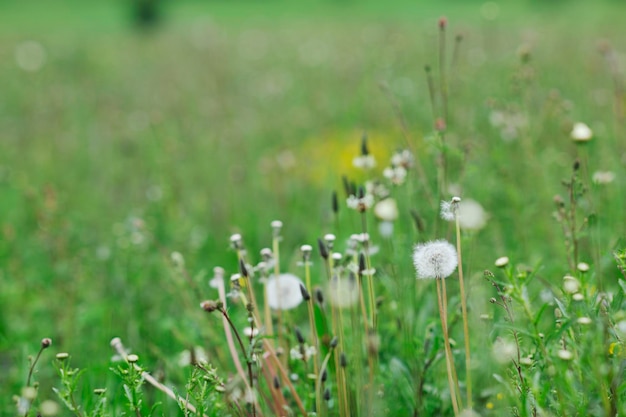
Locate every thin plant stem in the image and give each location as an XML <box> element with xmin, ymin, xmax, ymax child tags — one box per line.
<box><xmin>304</xmin><ymin>258</ymin><xmax>322</xmax><ymax>415</ymax></box>
<box><xmin>436</xmin><ymin>279</ymin><xmax>460</xmax><ymax>416</ymax></box>
<box><xmin>455</xmin><ymin>213</ymin><xmax>472</xmax><ymax>408</ymax></box>
<box><xmin>218</xmin><ymin>307</ymin><xmax>257</xmax><ymax>417</ymax></box>
<box><xmin>216</xmin><ymin>277</ymin><xmax>250</xmax><ymax>386</ymax></box>
<box><xmin>441</xmin><ymin>276</ymin><xmax>463</xmax><ymax>410</ymax></box>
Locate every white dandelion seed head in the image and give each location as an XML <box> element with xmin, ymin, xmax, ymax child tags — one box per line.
<box><xmin>328</xmin><ymin>276</ymin><xmax>359</xmax><ymax>309</ymax></box>
<box><xmin>265</xmin><ymin>273</ymin><xmax>304</xmax><ymax>310</ymax></box>
<box><xmin>492</xmin><ymin>338</ymin><xmax>517</xmax><ymax>364</ymax></box>
<box><xmin>171</xmin><ymin>251</ymin><xmax>185</xmax><ymax>268</ymax></box>
<box><xmin>592</xmin><ymin>171</ymin><xmax>615</xmax><ymax>184</ymax></box>
<box><xmin>571</xmin><ymin>122</ymin><xmax>593</xmax><ymax>142</ymax></box>
<box><xmin>209</xmin><ymin>267</ymin><xmax>225</xmax><ymax>289</ymax></box>
<box><xmin>440</xmin><ymin>200</ymin><xmax>455</xmax><ymax>221</ymax></box>
<box><xmin>562</xmin><ymin>275</ymin><xmax>579</xmax><ymax>294</ymax></box>
<box><xmin>457</xmin><ymin>199</ymin><xmax>488</xmax><ymax>230</ymax></box>
<box><xmin>374</xmin><ymin>198</ymin><xmax>399</xmax><ymax>221</ymax></box>
<box><xmin>412</xmin><ymin>240</ymin><xmax>458</xmax><ymax>279</ymax></box>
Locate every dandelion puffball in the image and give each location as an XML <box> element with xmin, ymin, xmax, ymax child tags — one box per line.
<box><xmin>458</xmin><ymin>199</ymin><xmax>488</xmax><ymax>230</ymax></box>
<box><xmin>571</xmin><ymin>122</ymin><xmax>593</xmax><ymax>142</ymax></box>
<box><xmin>412</xmin><ymin>240</ymin><xmax>458</xmax><ymax>279</ymax></box>
<box><xmin>265</xmin><ymin>273</ymin><xmax>305</xmax><ymax>310</ymax></box>
<box><xmin>374</xmin><ymin>198</ymin><xmax>399</xmax><ymax>221</ymax></box>
<box><xmin>328</xmin><ymin>276</ymin><xmax>359</xmax><ymax>309</ymax></box>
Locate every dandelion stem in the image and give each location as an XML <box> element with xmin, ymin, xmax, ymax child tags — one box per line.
<box><xmin>455</xmin><ymin>214</ymin><xmax>472</xmax><ymax>408</ymax></box>
<box><xmin>436</xmin><ymin>279</ymin><xmax>460</xmax><ymax>416</ymax></box>
<box><xmin>218</xmin><ymin>306</ymin><xmax>257</xmax><ymax>417</ymax></box>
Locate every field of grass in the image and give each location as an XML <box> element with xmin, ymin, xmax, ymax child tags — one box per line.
<box><xmin>2</xmin><ymin>0</ymin><xmax>626</xmax><ymax>416</ymax></box>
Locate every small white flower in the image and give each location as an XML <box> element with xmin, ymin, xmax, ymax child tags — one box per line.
<box><xmin>346</xmin><ymin>193</ymin><xmax>374</xmax><ymax>211</ymax></box>
<box><xmin>562</xmin><ymin>275</ymin><xmax>579</xmax><ymax>294</ymax></box>
<box><xmin>244</xmin><ymin>327</ymin><xmax>259</xmax><ymax>337</ymax></box>
<box><xmin>265</xmin><ymin>273</ymin><xmax>305</xmax><ymax>310</ymax></box>
<box><xmin>390</xmin><ymin>149</ymin><xmax>414</xmax><ymax>168</ymax></box>
<box><xmin>374</xmin><ymin>198</ymin><xmax>399</xmax><ymax>221</ymax></box>
<box><xmin>412</xmin><ymin>240</ymin><xmax>458</xmax><ymax>279</ymax></box>
<box><xmin>577</xmin><ymin>262</ymin><xmax>590</xmax><ymax>272</ymax></box>
<box><xmin>557</xmin><ymin>349</ymin><xmax>574</xmax><ymax>360</ymax></box>
<box><xmin>290</xmin><ymin>345</ymin><xmax>317</xmax><ymax>361</ymax></box>
<box><xmin>572</xmin><ymin>293</ymin><xmax>584</xmax><ymax>301</ymax></box>
<box><xmin>494</xmin><ymin>256</ymin><xmax>509</xmax><ymax>267</ymax></box>
<box><xmin>353</xmin><ymin>154</ymin><xmax>376</xmax><ymax>169</ymax></box>
<box><xmin>571</xmin><ymin>122</ymin><xmax>593</xmax><ymax>141</ymax></box>
<box><xmin>576</xmin><ymin>317</ymin><xmax>592</xmax><ymax>325</ymax></box>
<box><xmin>593</xmin><ymin>171</ymin><xmax>615</xmax><ymax>184</ymax></box>
<box><xmin>383</xmin><ymin>166</ymin><xmax>407</xmax><ymax>185</ymax></box>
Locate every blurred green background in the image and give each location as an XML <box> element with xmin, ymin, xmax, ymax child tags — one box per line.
<box><xmin>1</xmin><ymin>0</ymin><xmax>625</xmax><ymax>413</ymax></box>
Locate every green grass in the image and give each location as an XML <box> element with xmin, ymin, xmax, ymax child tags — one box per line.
<box><xmin>2</xmin><ymin>0</ymin><xmax>626</xmax><ymax>415</ymax></box>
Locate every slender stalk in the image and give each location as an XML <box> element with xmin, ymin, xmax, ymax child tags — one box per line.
<box><xmin>303</xmin><ymin>255</ymin><xmax>322</xmax><ymax>415</ymax></box>
<box><xmin>441</xmin><ymin>275</ymin><xmax>463</xmax><ymax>410</ymax></box>
<box><xmin>218</xmin><ymin>307</ymin><xmax>257</xmax><ymax>417</ymax></box>
<box><xmin>436</xmin><ymin>279</ymin><xmax>460</xmax><ymax>416</ymax></box>
<box><xmin>454</xmin><ymin>210</ymin><xmax>472</xmax><ymax>408</ymax></box>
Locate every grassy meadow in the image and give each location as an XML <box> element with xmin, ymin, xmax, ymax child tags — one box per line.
<box><xmin>2</xmin><ymin>0</ymin><xmax>626</xmax><ymax>415</ymax></box>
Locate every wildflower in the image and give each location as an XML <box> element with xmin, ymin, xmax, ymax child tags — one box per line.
<box><xmin>383</xmin><ymin>166</ymin><xmax>407</xmax><ymax>185</ymax></box>
<box><xmin>265</xmin><ymin>273</ymin><xmax>305</xmax><ymax>310</ymax></box>
<box><xmin>290</xmin><ymin>345</ymin><xmax>316</xmax><ymax>361</ymax></box>
<box><xmin>577</xmin><ymin>262</ymin><xmax>590</xmax><ymax>272</ymax></box>
<box><xmin>571</xmin><ymin>122</ymin><xmax>593</xmax><ymax>141</ymax></box>
<box><xmin>353</xmin><ymin>154</ymin><xmax>376</xmax><ymax>169</ymax></box>
<box><xmin>171</xmin><ymin>251</ymin><xmax>185</xmax><ymax>269</ymax></box>
<box><xmin>243</xmin><ymin>327</ymin><xmax>259</xmax><ymax>337</ymax></box>
<box><xmin>209</xmin><ymin>266</ymin><xmax>225</xmax><ymax>289</ymax></box>
<box><xmin>374</xmin><ymin>198</ymin><xmax>399</xmax><ymax>221</ymax></box>
<box><xmin>562</xmin><ymin>275</ymin><xmax>579</xmax><ymax>294</ymax></box>
<box><xmin>440</xmin><ymin>199</ymin><xmax>455</xmax><ymax>221</ymax></box>
<box><xmin>441</xmin><ymin>197</ymin><xmax>487</xmax><ymax>230</ymax></box>
<box><xmin>557</xmin><ymin>349</ymin><xmax>573</xmax><ymax>360</ymax></box>
<box><xmin>593</xmin><ymin>171</ymin><xmax>616</xmax><ymax>184</ymax></box>
<box><xmin>346</xmin><ymin>193</ymin><xmax>374</xmax><ymax>212</ymax></box>
<box><xmin>328</xmin><ymin>275</ymin><xmax>359</xmax><ymax>309</ymax></box>
<box><xmin>572</xmin><ymin>293</ymin><xmax>584</xmax><ymax>301</ymax></box>
<box><xmin>390</xmin><ymin>149</ymin><xmax>414</xmax><ymax>169</ymax></box>
<box><xmin>577</xmin><ymin>317</ymin><xmax>592</xmax><ymax>325</ymax></box>
<box><xmin>39</xmin><ymin>400</ymin><xmax>60</xmax><ymax>417</ymax></box>
<box><xmin>413</xmin><ymin>240</ymin><xmax>458</xmax><ymax>279</ymax></box>
<box><xmin>494</xmin><ymin>256</ymin><xmax>509</xmax><ymax>268</ymax></box>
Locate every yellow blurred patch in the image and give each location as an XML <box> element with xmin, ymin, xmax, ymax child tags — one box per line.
<box><xmin>294</xmin><ymin>129</ymin><xmax>397</xmax><ymax>187</ymax></box>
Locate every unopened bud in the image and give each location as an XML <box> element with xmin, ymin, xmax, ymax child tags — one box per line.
<box><xmin>41</xmin><ymin>338</ymin><xmax>52</xmax><ymax>349</ymax></box>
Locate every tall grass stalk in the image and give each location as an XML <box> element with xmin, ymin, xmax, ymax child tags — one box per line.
<box><xmin>453</xmin><ymin>198</ymin><xmax>472</xmax><ymax>408</ymax></box>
